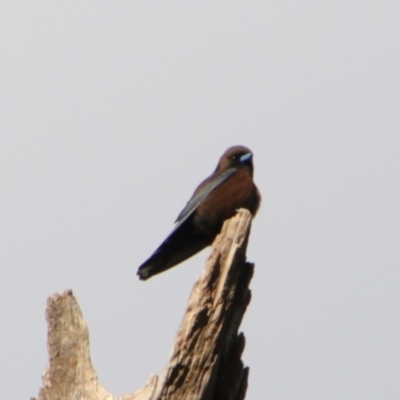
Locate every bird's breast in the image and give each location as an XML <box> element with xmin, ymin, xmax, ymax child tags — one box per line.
<box><xmin>193</xmin><ymin>169</ymin><xmax>260</xmax><ymax>236</ymax></box>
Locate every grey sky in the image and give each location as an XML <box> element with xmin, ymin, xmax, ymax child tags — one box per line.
<box><xmin>1</xmin><ymin>2</ymin><xmax>399</xmax><ymax>399</ymax></box>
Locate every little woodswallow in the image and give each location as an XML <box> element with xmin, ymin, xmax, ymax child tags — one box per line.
<box><xmin>137</xmin><ymin>145</ymin><xmax>261</xmax><ymax>280</ymax></box>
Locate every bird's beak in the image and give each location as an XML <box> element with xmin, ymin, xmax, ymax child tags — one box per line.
<box><xmin>240</xmin><ymin>153</ymin><xmax>253</xmax><ymax>163</ymax></box>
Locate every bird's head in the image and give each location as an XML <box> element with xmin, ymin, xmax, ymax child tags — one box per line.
<box><xmin>216</xmin><ymin>145</ymin><xmax>254</xmax><ymax>174</ymax></box>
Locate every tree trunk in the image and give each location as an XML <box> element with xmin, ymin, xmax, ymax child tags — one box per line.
<box><xmin>33</xmin><ymin>208</ymin><xmax>254</xmax><ymax>400</ymax></box>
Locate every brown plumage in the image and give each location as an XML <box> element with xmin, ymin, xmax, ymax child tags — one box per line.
<box><xmin>137</xmin><ymin>145</ymin><xmax>261</xmax><ymax>280</ymax></box>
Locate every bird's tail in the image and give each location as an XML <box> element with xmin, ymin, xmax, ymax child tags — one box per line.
<box><xmin>137</xmin><ymin>221</ymin><xmax>211</xmax><ymax>280</ymax></box>
<box><xmin>137</xmin><ymin>240</ymin><xmax>208</xmax><ymax>280</ymax></box>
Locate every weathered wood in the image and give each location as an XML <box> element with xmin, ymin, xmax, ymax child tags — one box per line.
<box><xmin>35</xmin><ymin>290</ymin><xmax>111</xmax><ymax>400</ymax></box>
<box><xmin>33</xmin><ymin>209</ymin><xmax>254</xmax><ymax>400</ymax></box>
<box><xmin>153</xmin><ymin>208</ymin><xmax>253</xmax><ymax>400</ymax></box>
<box><xmin>34</xmin><ymin>290</ymin><xmax>158</xmax><ymax>400</ymax></box>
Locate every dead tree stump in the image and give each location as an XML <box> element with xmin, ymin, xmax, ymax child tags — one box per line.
<box><xmin>33</xmin><ymin>208</ymin><xmax>255</xmax><ymax>400</ymax></box>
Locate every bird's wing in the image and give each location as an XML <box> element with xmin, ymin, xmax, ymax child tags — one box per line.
<box><xmin>174</xmin><ymin>168</ymin><xmax>236</xmax><ymax>226</ymax></box>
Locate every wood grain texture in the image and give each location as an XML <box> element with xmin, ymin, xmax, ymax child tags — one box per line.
<box><xmin>153</xmin><ymin>208</ymin><xmax>253</xmax><ymax>400</ymax></box>
<box><xmin>35</xmin><ymin>290</ymin><xmax>111</xmax><ymax>400</ymax></box>
<box><xmin>33</xmin><ymin>209</ymin><xmax>254</xmax><ymax>400</ymax></box>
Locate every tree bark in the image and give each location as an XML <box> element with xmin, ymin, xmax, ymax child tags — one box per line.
<box><xmin>33</xmin><ymin>208</ymin><xmax>254</xmax><ymax>400</ymax></box>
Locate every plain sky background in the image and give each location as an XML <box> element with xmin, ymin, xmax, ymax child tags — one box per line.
<box><xmin>1</xmin><ymin>2</ymin><xmax>399</xmax><ymax>399</ymax></box>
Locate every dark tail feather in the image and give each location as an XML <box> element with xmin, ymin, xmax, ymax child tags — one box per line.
<box><xmin>137</xmin><ymin>221</ymin><xmax>211</xmax><ymax>280</ymax></box>
<box><xmin>137</xmin><ymin>241</ymin><xmax>206</xmax><ymax>280</ymax></box>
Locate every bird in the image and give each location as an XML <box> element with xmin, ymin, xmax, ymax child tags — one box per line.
<box><xmin>137</xmin><ymin>145</ymin><xmax>261</xmax><ymax>280</ymax></box>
